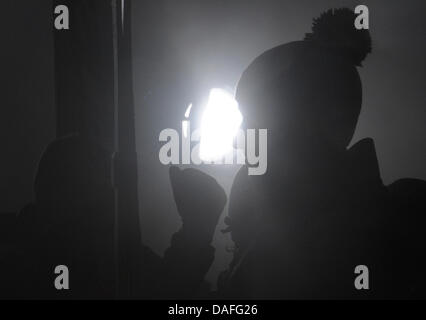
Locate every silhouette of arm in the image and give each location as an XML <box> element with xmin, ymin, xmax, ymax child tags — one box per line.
<box><xmin>159</xmin><ymin>167</ymin><xmax>226</xmax><ymax>298</ymax></box>
<box><xmin>140</xmin><ymin>167</ymin><xmax>226</xmax><ymax>299</ymax></box>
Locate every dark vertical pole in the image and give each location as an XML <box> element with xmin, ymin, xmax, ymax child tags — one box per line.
<box><xmin>53</xmin><ymin>0</ymin><xmax>141</xmax><ymax>298</ymax></box>
<box><xmin>113</xmin><ymin>0</ymin><xmax>141</xmax><ymax>298</ymax></box>
<box><xmin>53</xmin><ymin>0</ymin><xmax>115</xmax><ymax>151</ymax></box>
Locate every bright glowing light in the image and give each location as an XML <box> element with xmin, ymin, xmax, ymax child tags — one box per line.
<box><xmin>199</xmin><ymin>88</ymin><xmax>243</xmax><ymax>162</ymax></box>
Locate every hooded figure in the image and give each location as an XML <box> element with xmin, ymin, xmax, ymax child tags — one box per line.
<box><xmin>5</xmin><ymin>135</ymin><xmax>226</xmax><ymax>299</ymax></box>
<box><xmin>9</xmin><ymin>134</ymin><xmax>116</xmax><ymax>299</ymax></box>
<box><xmin>219</xmin><ymin>8</ymin><xmax>426</xmax><ymax>299</ymax></box>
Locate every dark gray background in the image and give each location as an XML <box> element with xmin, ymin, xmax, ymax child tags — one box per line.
<box><xmin>1</xmin><ymin>0</ymin><xmax>425</xmax><ymax>286</ymax></box>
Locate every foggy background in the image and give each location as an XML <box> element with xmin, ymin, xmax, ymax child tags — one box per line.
<box><xmin>1</xmin><ymin>0</ymin><xmax>425</xmax><ymax>287</ymax></box>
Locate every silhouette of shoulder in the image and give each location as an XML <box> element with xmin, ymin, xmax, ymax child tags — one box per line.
<box><xmin>388</xmin><ymin>178</ymin><xmax>426</xmax><ymax>209</ymax></box>
<box><xmin>386</xmin><ymin>178</ymin><xmax>426</xmax><ymax>297</ymax></box>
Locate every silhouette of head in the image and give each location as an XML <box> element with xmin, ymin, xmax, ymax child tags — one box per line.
<box><xmin>33</xmin><ymin>134</ymin><xmax>115</xmax><ymax>297</ymax></box>
<box><xmin>34</xmin><ymin>134</ymin><xmax>111</xmax><ymax>220</ymax></box>
<box><xmin>236</xmin><ymin>8</ymin><xmax>372</xmax><ymax>151</ymax></box>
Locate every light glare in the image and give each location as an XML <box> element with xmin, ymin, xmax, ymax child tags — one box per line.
<box><xmin>199</xmin><ymin>89</ymin><xmax>242</xmax><ymax>162</ymax></box>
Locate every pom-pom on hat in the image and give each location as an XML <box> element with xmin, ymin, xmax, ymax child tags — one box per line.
<box><xmin>304</xmin><ymin>8</ymin><xmax>372</xmax><ymax>67</ymax></box>
<box><xmin>236</xmin><ymin>8</ymin><xmax>372</xmax><ymax>149</ymax></box>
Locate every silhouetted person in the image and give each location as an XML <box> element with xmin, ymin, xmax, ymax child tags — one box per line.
<box><xmin>214</xmin><ymin>8</ymin><xmax>426</xmax><ymax>299</ymax></box>
<box><xmin>7</xmin><ymin>134</ymin><xmax>116</xmax><ymax>299</ymax></box>
<box><xmin>1</xmin><ymin>133</ymin><xmax>226</xmax><ymax>299</ymax></box>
